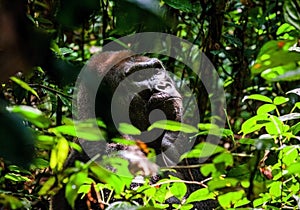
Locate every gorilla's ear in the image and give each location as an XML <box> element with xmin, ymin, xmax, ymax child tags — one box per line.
<box><xmin>124</xmin><ymin>58</ymin><xmax>165</xmax><ymax>75</ymax></box>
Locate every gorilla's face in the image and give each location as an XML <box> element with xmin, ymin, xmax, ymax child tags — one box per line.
<box><xmin>98</xmin><ymin>55</ymin><xmax>183</xmax><ymax>165</ymax></box>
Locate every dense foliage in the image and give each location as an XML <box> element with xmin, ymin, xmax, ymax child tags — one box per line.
<box><xmin>0</xmin><ymin>0</ymin><xmax>300</xmax><ymax>209</ymax></box>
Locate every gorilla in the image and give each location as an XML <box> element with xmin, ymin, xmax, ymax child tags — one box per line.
<box><xmin>51</xmin><ymin>51</ymin><xmax>217</xmax><ymax>209</ymax></box>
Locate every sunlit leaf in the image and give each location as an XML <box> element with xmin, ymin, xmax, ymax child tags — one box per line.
<box><xmin>276</xmin><ymin>23</ymin><xmax>296</xmax><ymax>35</ymax></box>
<box><xmin>251</xmin><ymin>38</ymin><xmax>300</xmax><ymax>81</ymax></box>
<box><xmin>218</xmin><ymin>190</ymin><xmax>245</xmax><ymax>209</ymax></box>
<box><xmin>148</xmin><ymin>120</ymin><xmax>198</xmax><ymax>133</ymax></box>
<box><xmin>185</xmin><ymin>188</ymin><xmax>214</xmax><ymax>204</ymax></box>
<box><xmin>268</xmin><ymin>181</ymin><xmax>281</xmax><ymax>197</ymax></box>
<box><xmin>66</xmin><ymin>171</ymin><xmax>89</xmax><ymax>208</ymax></box>
<box><xmin>118</xmin><ymin>122</ymin><xmax>141</xmax><ymax>135</ymax></box>
<box><xmin>257</xmin><ymin>104</ymin><xmax>276</xmax><ymax>115</ymax></box>
<box><xmin>213</xmin><ymin>152</ymin><xmax>233</xmax><ymax>167</ymax></box>
<box><xmin>208</xmin><ymin>178</ymin><xmax>239</xmax><ymax>191</ymax></box>
<box><xmin>8</xmin><ymin>105</ymin><xmax>51</xmax><ymax>128</ymax></box>
<box><xmin>56</xmin><ymin>138</ymin><xmax>69</xmax><ymax>171</ymax></box>
<box><xmin>242</xmin><ymin>94</ymin><xmax>272</xmax><ymax>103</ymax></box>
<box><xmin>273</xmin><ymin>96</ymin><xmax>289</xmax><ymax>105</ymax></box>
<box><xmin>240</xmin><ymin>114</ymin><xmax>270</xmax><ymax>136</ymax></box>
<box><xmin>50</xmin><ymin>124</ymin><xmax>105</xmax><ymax>141</ymax></box>
<box><xmin>10</xmin><ymin>76</ymin><xmax>39</xmax><ymax>99</ymax></box>
<box><xmin>89</xmin><ymin>164</ymin><xmax>132</xmax><ymax>194</ymax></box>
<box><xmin>181</xmin><ymin>142</ymin><xmax>224</xmax><ymax>159</ymax></box>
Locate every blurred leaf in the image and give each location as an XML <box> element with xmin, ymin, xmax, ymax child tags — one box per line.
<box><xmin>218</xmin><ymin>190</ymin><xmax>247</xmax><ymax>209</ymax></box>
<box><xmin>213</xmin><ymin>152</ymin><xmax>234</xmax><ymax>167</ymax></box>
<box><xmin>118</xmin><ymin>123</ymin><xmax>141</xmax><ymax>135</ymax></box>
<box><xmin>0</xmin><ymin>110</ymin><xmax>34</xmax><ymax>168</ymax></box>
<box><xmin>50</xmin><ymin>122</ymin><xmax>106</xmax><ymax>141</ymax></box>
<box><xmin>10</xmin><ymin>76</ymin><xmax>39</xmax><ymax>99</ymax></box>
<box><xmin>0</xmin><ymin>194</ymin><xmax>24</xmax><ymax>209</ymax></box>
<box><xmin>181</xmin><ymin>142</ymin><xmax>225</xmax><ymax>159</ymax></box>
<box><xmin>200</xmin><ymin>163</ymin><xmax>217</xmax><ymax>177</ymax></box>
<box><xmin>209</xmin><ymin>178</ymin><xmax>239</xmax><ymax>191</ymax></box>
<box><xmin>276</xmin><ymin>23</ymin><xmax>297</xmax><ymax>35</ymax></box>
<box><xmin>38</xmin><ymin>176</ymin><xmax>56</xmax><ymax>195</ymax></box>
<box><xmin>4</xmin><ymin>173</ymin><xmax>30</xmax><ymax>182</ymax></box>
<box><xmin>223</xmin><ymin>34</ymin><xmax>242</xmax><ymax>47</ymax></box>
<box><xmin>291</xmin><ymin>122</ymin><xmax>300</xmax><ymax>134</ymax></box>
<box><xmin>287</xmin><ymin>162</ymin><xmax>300</xmax><ymax>174</ymax></box>
<box><xmin>31</xmin><ymin>158</ymin><xmax>49</xmax><ymax>169</ymax></box>
<box><xmin>8</xmin><ymin>105</ymin><xmax>51</xmax><ymax>128</ymax></box>
<box><xmin>89</xmin><ymin>164</ymin><xmax>131</xmax><ymax>194</ymax></box>
<box><xmin>66</xmin><ymin>171</ymin><xmax>90</xmax><ymax>208</ymax></box>
<box><xmin>148</xmin><ymin>120</ymin><xmax>198</xmax><ymax>133</ymax></box>
<box><xmin>251</xmin><ymin>40</ymin><xmax>300</xmax><ymax>81</ymax></box>
<box><xmin>169</xmin><ymin>176</ymin><xmax>187</xmax><ymax>200</ymax></box>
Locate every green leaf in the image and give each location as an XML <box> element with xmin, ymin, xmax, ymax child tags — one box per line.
<box><xmin>38</xmin><ymin>176</ymin><xmax>56</xmax><ymax>195</ymax></box>
<box><xmin>253</xmin><ymin>194</ymin><xmax>271</xmax><ymax>207</ymax></box>
<box><xmin>10</xmin><ymin>76</ymin><xmax>39</xmax><ymax>99</ymax></box>
<box><xmin>291</xmin><ymin>122</ymin><xmax>300</xmax><ymax>134</ymax></box>
<box><xmin>49</xmin><ymin>138</ymin><xmax>69</xmax><ymax>171</ymax></box>
<box><xmin>208</xmin><ymin>178</ymin><xmax>239</xmax><ymax>191</ymax></box>
<box><xmin>257</xmin><ymin>104</ymin><xmax>276</xmax><ymax>115</ymax></box>
<box><xmin>281</xmin><ymin>146</ymin><xmax>298</xmax><ymax>165</ymax></box>
<box><xmin>0</xmin><ymin>194</ymin><xmax>24</xmax><ymax>209</ymax></box>
<box><xmin>163</xmin><ymin>0</ymin><xmax>193</xmax><ymax>12</ymax></box>
<box><xmin>118</xmin><ymin>123</ymin><xmax>141</xmax><ymax>135</ymax></box>
<box><xmin>213</xmin><ymin>152</ymin><xmax>234</xmax><ymax>167</ymax></box>
<box><xmin>31</xmin><ymin>158</ymin><xmax>49</xmax><ymax>169</ymax></box>
<box><xmin>218</xmin><ymin>190</ymin><xmax>245</xmax><ymax>209</ymax></box>
<box><xmin>287</xmin><ymin>162</ymin><xmax>300</xmax><ymax>174</ymax></box>
<box><xmin>240</xmin><ymin>114</ymin><xmax>270</xmax><ymax>136</ymax></box>
<box><xmin>243</xmin><ymin>94</ymin><xmax>272</xmax><ymax>103</ymax></box>
<box><xmin>276</xmin><ymin>23</ymin><xmax>296</xmax><ymax>35</ymax></box>
<box><xmin>66</xmin><ymin>171</ymin><xmax>89</xmax><ymax>208</ymax></box>
<box><xmin>4</xmin><ymin>173</ymin><xmax>30</xmax><ymax>182</ymax></box>
<box><xmin>268</xmin><ymin>181</ymin><xmax>281</xmax><ymax>197</ymax></box>
<box><xmin>50</xmin><ymin>123</ymin><xmax>105</xmax><ymax>141</ymax></box>
<box><xmin>185</xmin><ymin>188</ymin><xmax>214</xmax><ymax>204</ymax></box>
<box><xmin>251</xmin><ymin>38</ymin><xmax>300</xmax><ymax>81</ymax></box>
<box><xmin>89</xmin><ymin>164</ymin><xmax>131</xmax><ymax>194</ymax></box>
<box><xmin>200</xmin><ymin>163</ymin><xmax>217</xmax><ymax>177</ymax></box>
<box><xmin>148</xmin><ymin>120</ymin><xmax>198</xmax><ymax>133</ymax></box>
<box><xmin>170</xmin><ymin>181</ymin><xmax>187</xmax><ymax>200</ymax></box>
<box><xmin>273</xmin><ymin>96</ymin><xmax>289</xmax><ymax>105</ymax></box>
<box><xmin>265</xmin><ymin>115</ymin><xmax>283</xmax><ymax>135</ymax></box>
<box><xmin>181</xmin><ymin>142</ymin><xmax>225</xmax><ymax>159</ymax></box>
<box><xmin>8</xmin><ymin>105</ymin><xmax>51</xmax><ymax>128</ymax></box>
<box><xmin>234</xmin><ymin>197</ymin><xmax>250</xmax><ymax>208</ymax></box>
